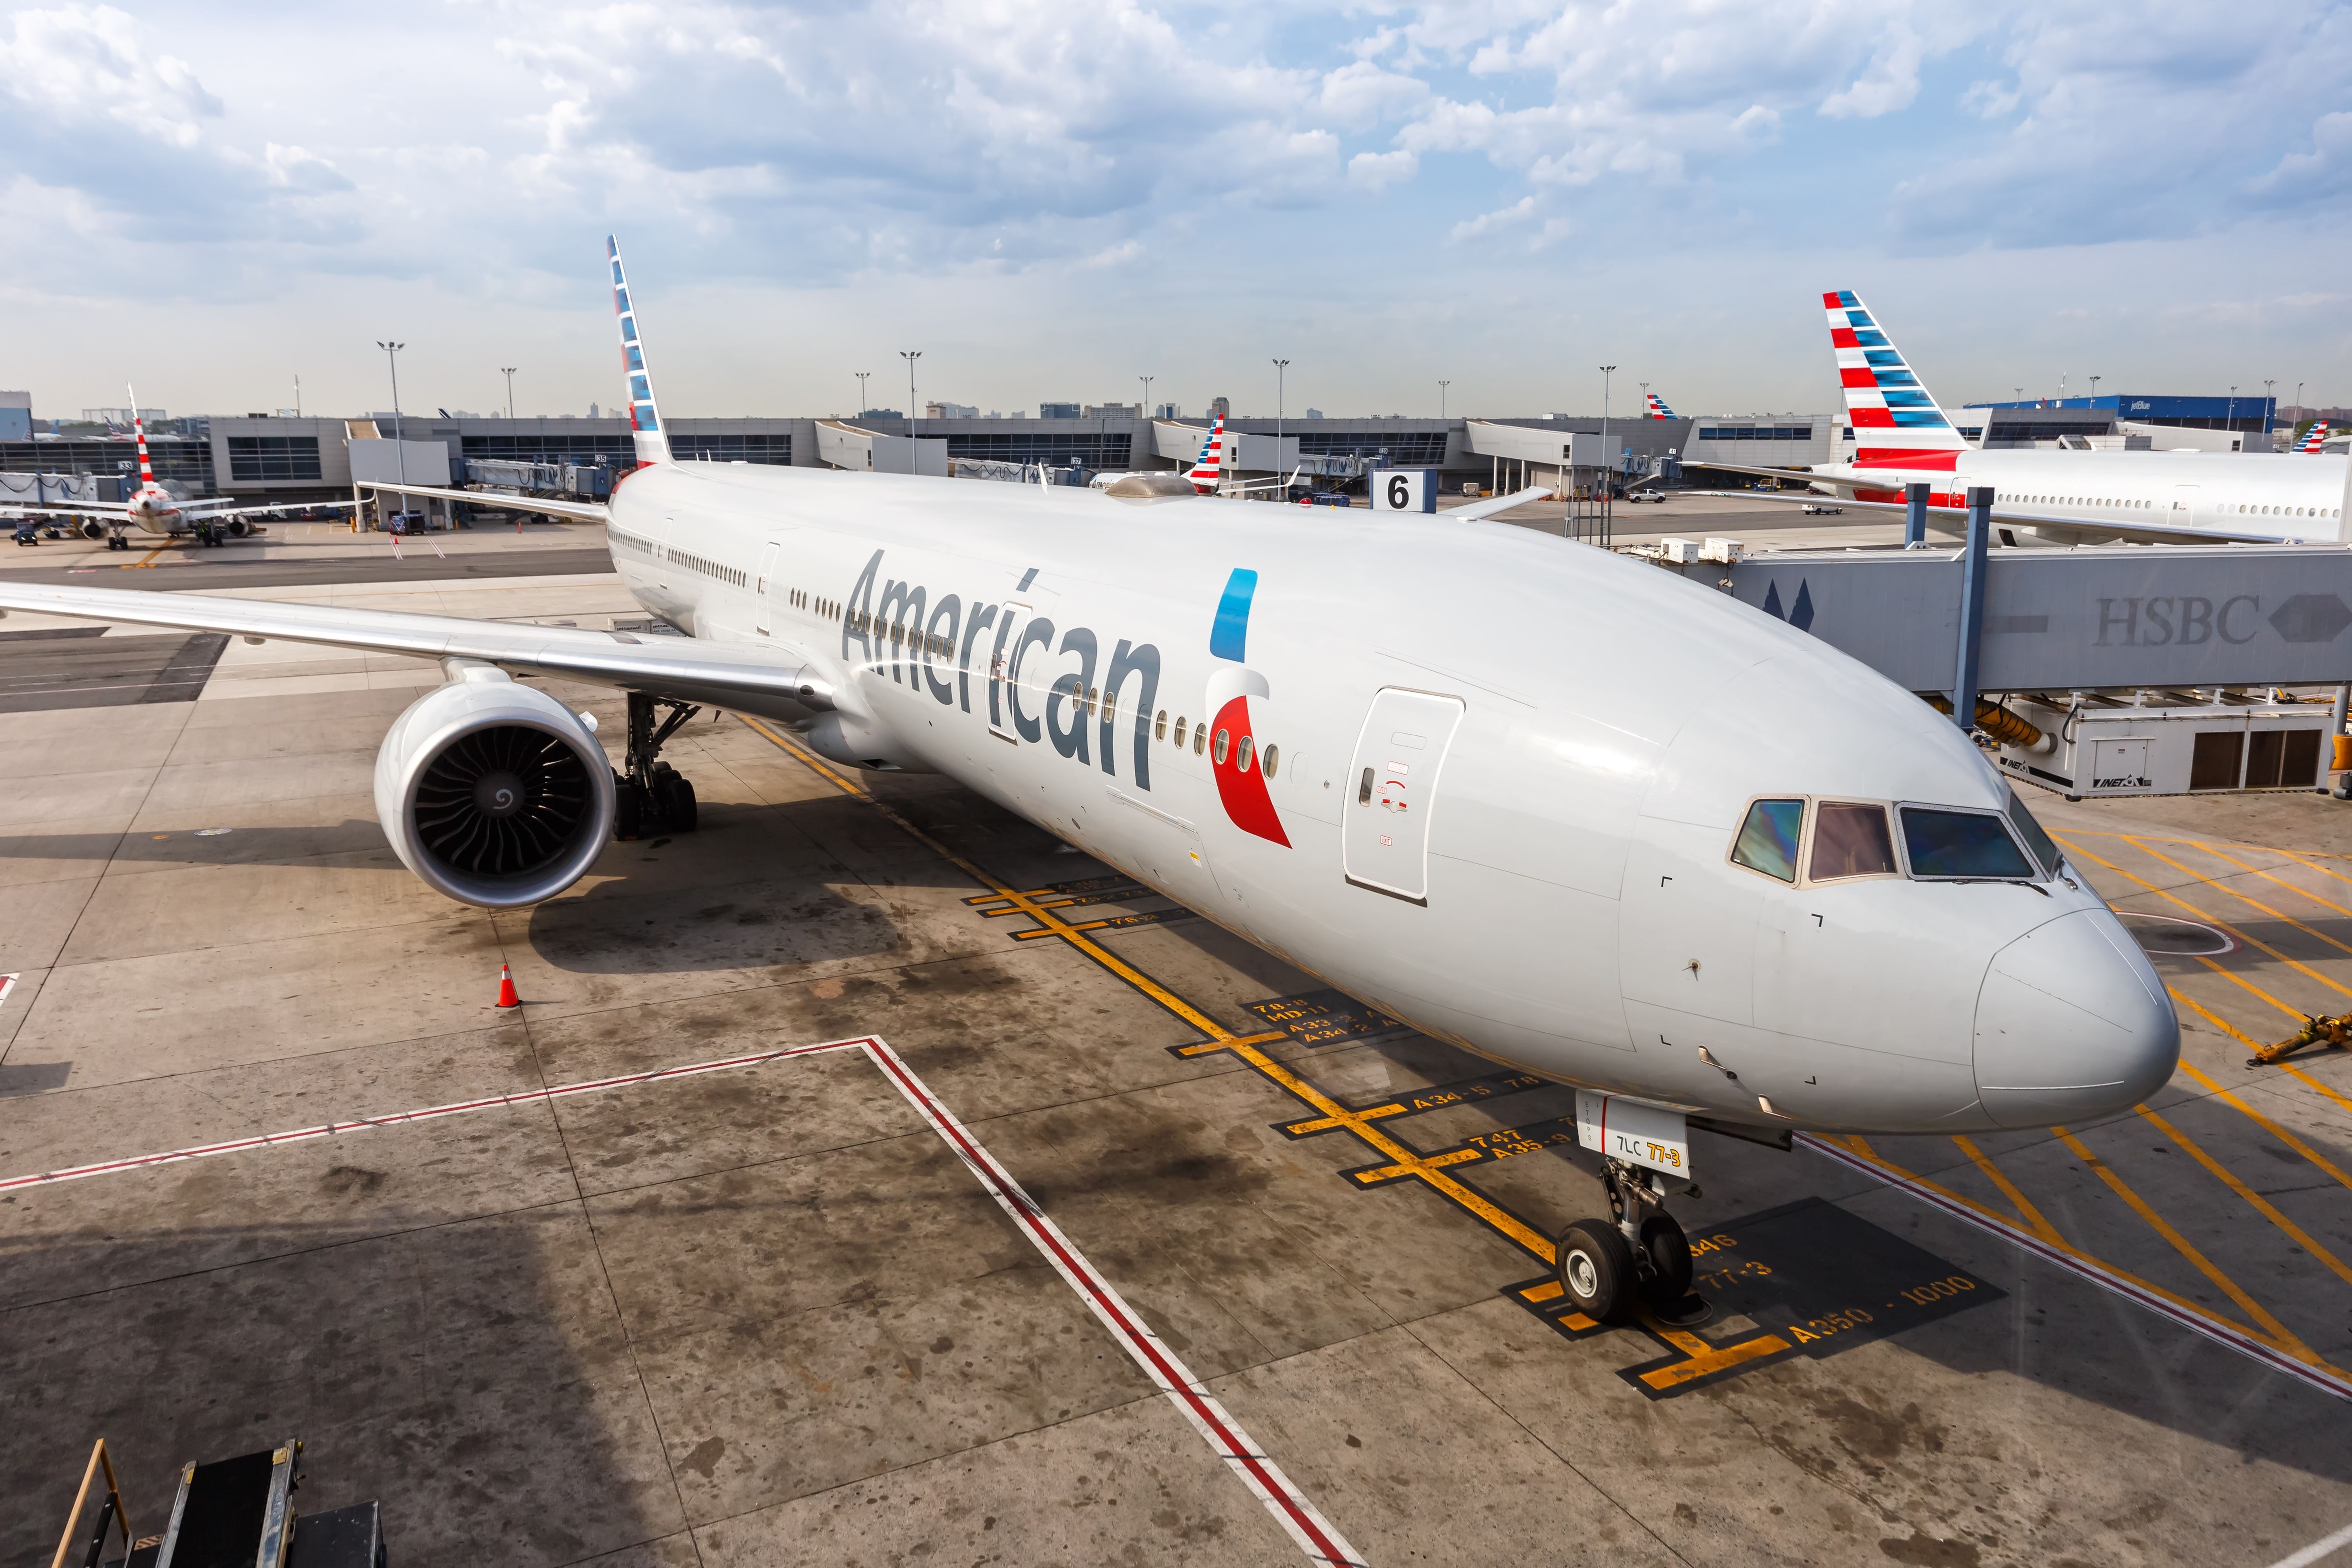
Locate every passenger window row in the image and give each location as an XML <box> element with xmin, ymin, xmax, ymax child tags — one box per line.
<box><xmin>1729</xmin><ymin>788</ymin><xmax>2060</xmax><ymax>885</ymax></box>
<box><xmin>1150</xmin><ymin>708</ymin><xmax>1279</xmax><ymax>776</ymax></box>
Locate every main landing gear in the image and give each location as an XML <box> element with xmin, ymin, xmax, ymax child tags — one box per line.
<box><xmin>614</xmin><ymin>690</ymin><xmax>701</xmax><ymax>839</ymax></box>
<box><xmin>1555</xmin><ymin>1157</ymin><xmax>1698</xmax><ymax>1323</ymax></box>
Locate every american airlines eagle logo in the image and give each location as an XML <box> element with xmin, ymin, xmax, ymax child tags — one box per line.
<box><xmin>1206</xmin><ymin>568</ymin><xmax>1290</xmax><ymax>847</ymax></box>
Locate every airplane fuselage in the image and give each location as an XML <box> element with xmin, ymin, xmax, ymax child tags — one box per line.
<box><xmin>603</xmin><ymin>460</ymin><xmax>2177</xmax><ymax>1137</ymax></box>
<box><xmin>1821</xmin><ymin>450</ymin><xmax>2349</xmax><ymax>542</ymax></box>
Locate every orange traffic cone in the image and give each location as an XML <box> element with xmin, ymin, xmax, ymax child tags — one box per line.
<box><xmin>494</xmin><ymin>963</ymin><xmax>521</xmax><ymax>1010</ymax></box>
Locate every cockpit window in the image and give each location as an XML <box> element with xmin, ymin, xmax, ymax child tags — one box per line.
<box><xmin>1731</xmin><ymin>799</ymin><xmax>1804</xmax><ymax>882</ymax></box>
<box><xmin>1809</xmin><ymin>801</ymin><xmax>1898</xmax><ymax>881</ymax></box>
<box><xmin>2004</xmin><ymin>787</ymin><xmax>2062</xmax><ymax>876</ymax></box>
<box><xmin>1901</xmin><ymin>807</ymin><xmax>2034</xmax><ymax>880</ymax></box>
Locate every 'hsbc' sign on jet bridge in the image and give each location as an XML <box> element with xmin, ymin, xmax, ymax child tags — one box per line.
<box><xmin>1712</xmin><ymin>543</ymin><xmax>2352</xmax><ymax>692</ymax></box>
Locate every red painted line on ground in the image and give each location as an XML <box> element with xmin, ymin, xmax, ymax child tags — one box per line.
<box><xmin>0</xmin><ymin>973</ymin><xmax>16</xmax><ymax>1007</ymax></box>
<box><xmin>0</xmin><ymin>1032</ymin><xmax>1367</xmax><ymax>1564</ymax></box>
<box><xmin>1797</xmin><ymin>1133</ymin><xmax>2350</xmax><ymax>1405</ymax></box>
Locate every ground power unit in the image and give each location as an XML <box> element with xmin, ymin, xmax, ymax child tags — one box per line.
<box><xmin>1993</xmin><ymin>695</ymin><xmax>2334</xmax><ymax>799</ymax></box>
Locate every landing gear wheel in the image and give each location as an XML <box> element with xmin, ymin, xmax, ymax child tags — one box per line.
<box><xmin>1638</xmin><ymin>1212</ymin><xmax>1694</xmax><ymax>1305</ymax></box>
<box><xmin>1555</xmin><ymin>1220</ymin><xmax>1637</xmax><ymax>1322</ymax></box>
<box><xmin>653</xmin><ymin>767</ymin><xmax>697</xmax><ymax>833</ymax></box>
<box><xmin>613</xmin><ymin>772</ymin><xmax>648</xmax><ymax>840</ymax></box>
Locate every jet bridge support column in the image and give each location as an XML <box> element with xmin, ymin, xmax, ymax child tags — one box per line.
<box><xmin>1904</xmin><ymin>482</ymin><xmax>1929</xmax><ymax>548</ymax></box>
<box><xmin>1951</xmin><ymin>488</ymin><xmax>1992</xmax><ymax>733</ymax></box>
<box><xmin>2328</xmin><ymin>684</ymin><xmax>2351</xmax><ymax>797</ymax></box>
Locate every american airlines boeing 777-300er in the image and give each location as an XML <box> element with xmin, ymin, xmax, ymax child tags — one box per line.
<box><xmin>1710</xmin><ymin>291</ymin><xmax>2352</xmax><ymax>548</ymax></box>
<box><xmin>0</xmin><ymin>243</ymin><xmax>2180</xmax><ymax>1322</ymax></box>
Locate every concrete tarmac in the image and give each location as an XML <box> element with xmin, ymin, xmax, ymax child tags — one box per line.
<box><xmin>2</xmin><ymin>559</ymin><xmax>2350</xmax><ymax>1568</ymax></box>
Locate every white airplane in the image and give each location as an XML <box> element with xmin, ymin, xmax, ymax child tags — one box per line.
<box><xmin>1708</xmin><ymin>292</ymin><xmax>2351</xmax><ymax>546</ymax></box>
<box><xmin>0</xmin><ymin>241</ymin><xmax>2179</xmax><ymax>1322</ymax></box>
<box><xmin>0</xmin><ymin>391</ymin><xmax>285</xmax><ymax>550</ymax></box>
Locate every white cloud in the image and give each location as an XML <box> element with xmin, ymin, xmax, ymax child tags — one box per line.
<box><xmin>0</xmin><ymin>3</ymin><xmax>222</xmax><ymax>147</ymax></box>
<box><xmin>1347</xmin><ymin>147</ymin><xmax>1418</xmax><ymax>192</ymax></box>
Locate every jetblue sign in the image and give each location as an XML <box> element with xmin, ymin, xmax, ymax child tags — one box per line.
<box><xmin>1719</xmin><ymin>545</ymin><xmax>2352</xmax><ymax>690</ymax></box>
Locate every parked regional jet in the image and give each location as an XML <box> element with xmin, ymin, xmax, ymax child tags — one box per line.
<box><xmin>1706</xmin><ymin>294</ymin><xmax>2352</xmax><ymax>547</ymax></box>
<box><xmin>0</xmin><ymin>392</ymin><xmax>286</xmax><ymax>548</ymax></box>
<box><xmin>0</xmin><ymin>243</ymin><xmax>2180</xmax><ymax>1322</ymax></box>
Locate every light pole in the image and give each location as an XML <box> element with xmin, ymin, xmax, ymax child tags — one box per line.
<box><xmin>855</xmin><ymin>372</ymin><xmax>871</xmax><ymax>415</ymax></box>
<box><xmin>2265</xmin><ymin>379</ymin><xmax>2276</xmax><ymax>438</ymax></box>
<box><xmin>501</xmin><ymin>367</ymin><xmax>517</xmax><ymax>420</ymax></box>
<box><xmin>294</xmin><ymin>372</ymin><xmax>302</xmax><ymax>417</ymax></box>
<box><xmin>1272</xmin><ymin>356</ymin><xmax>1289</xmax><ymax>443</ymax></box>
<box><xmin>1439</xmin><ymin>380</ymin><xmax>1451</xmax><ymax>419</ymax></box>
<box><xmin>1599</xmin><ymin>365</ymin><xmax>1617</xmax><ymax>505</ymax></box>
<box><xmin>2296</xmin><ymin>381</ymin><xmax>2305</xmax><ymax>415</ymax></box>
<box><xmin>901</xmin><ymin>351</ymin><xmax>920</xmax><ymax>443</ymax></box>
<box><xmin>376</xmin><ymin>340</ymin><xmax>406</xmax><ymax>495</ymax></box>
<box><xmin>2089</xmin><ymin>375</ymin><xmax>2101</xmax><ymax>400</ymax></box>
<box><xmin>1140</xmin><ymin>375</ymin><xmax>1154</xmax><ymax>420</ymax></box>
<box><xmin>2228</xmin><ymin>385</ymin><xmax>2238</xmax><ymax>433</ymax></box>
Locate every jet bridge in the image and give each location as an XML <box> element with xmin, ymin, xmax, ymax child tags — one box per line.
<box><xmin>1683</xmin><ymin>540</ymin><xmax>2352</xmax><ymax>798</ymax></box>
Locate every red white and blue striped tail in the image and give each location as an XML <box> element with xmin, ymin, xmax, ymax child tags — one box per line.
<box><xmin>608</xmin><ymin>236</ymin><xmax>670</xmax><ymax>466</ymax></box>
<box><xmin>1186</xmin><ymin>415</ymin><xmax>1227</xmax><ymax>491</ymax></box>
<box><xmin>127</xmin><ymin>384</ymin><xmax>156</xmax><ymax>487</ymax></box>
<box><xmin>1644</xmin><ymin>392</ymin><xmax>1678</xmax><ymax>419</ymax></box>
<box><xmin>1823</xmin><ymin>290</ymin><xmax>1969</xmax><ymax>469</ymax></box>
<box><xmin>2298</xmin><ymin>420</ymin><xmax>2331</xmax><ymax>453</ymax></box>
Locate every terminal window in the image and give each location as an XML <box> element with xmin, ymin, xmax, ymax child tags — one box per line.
<box><xmin>1297</xmin><ymin>431</ymin><xmax>1450</xmax><ymax>466</ymax></box>
<box><xmin>1697</xmin><ymin>426</ymin><xmax>1813</xmax><ymax>442</ymax></box>
<box><xmin>1</xmin><ymin>437</ymin><xmax>216</xmax><ymax>487</ymax></box>
<box><xmin>672</xmin><ymin>434</ymin><xmax>792</xmax><ymax>465</ymax></box>
<box><xmin>947</xmin><ymin>433</ymin><xmax>1133</xmax><ymax>469</ymax></box>
<box><xmin>227</xmin><ymin>436</ymin><xmax>323</xmax><ymax>481</ymax></box>
<box><xmin>463</xmin><ymin>435</ymin><xmax>630</xmax><ymax>465</ymax></box>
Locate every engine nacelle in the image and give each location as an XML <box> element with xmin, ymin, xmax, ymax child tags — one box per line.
<box><xmin>374</xmin><ymin>673</ymin><xmax>615</xmax><ymax>907</ymax></box>
<box><xmin>79</xmin><ymin>520</ymin><xmax>107</xmax><ymax>540</ymax></box>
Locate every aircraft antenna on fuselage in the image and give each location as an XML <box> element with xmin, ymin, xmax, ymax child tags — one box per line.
<box><xmin>607</xmin><ymin>236</ymin><xmax>672</xmax><ymax>466</ymax></box>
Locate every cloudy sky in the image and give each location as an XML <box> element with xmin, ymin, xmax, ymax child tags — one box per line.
<box><xmin>3</xmin><ymin>0</ymin><xmax>2348</xmax><ymax>422</ymax></box>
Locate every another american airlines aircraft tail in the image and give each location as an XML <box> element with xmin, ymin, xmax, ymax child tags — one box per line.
<box><xmin>608</xmin><ymin>237</ymin><xmax>670</xmax><ymax>467</ymax></box>
<box><xmin>1643</xmin><ymin>392</ymin><xmax>1677</xmax><ymax>419</ymax></box>
<box><xmin>1823</xmin><ymin>290</ymin><xmax>1971</xmax><ymax>470</ymax></box>
<box><xmin>2298</xmin><ymin>419</ymin><xmax>2332</xmax><ymax>454</ymax></box>
<box><xmin>1185</xmin><ymin>415</ymin><xmax>1228</xmax><ymax>491</ymax></box>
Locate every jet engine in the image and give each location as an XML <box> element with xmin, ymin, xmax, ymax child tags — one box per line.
<box><xmin>78</xmin><ymin>520</ymin><xmax>107</xmax><ymax>541</ymax></box>
<box><xmin>374</xmin><ymin>671</ymin><xmax>615</xmax><ymax>907</ymax></box>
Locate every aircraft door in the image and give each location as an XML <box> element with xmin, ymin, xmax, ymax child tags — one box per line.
<box><xmin>2170</xmin><ymin>483</ymin><xmax>2201</xmax><ymax>528</ymax></box>
<box><xmin>1343</xmin><ymin>688</ymin><xmax>1466</xmax><ymax>904</ymax></box>
<box><xmin>753</xmin><ymin>541</ymin><xmax>782</xmax><ymax>635</ymax></box>
<box><xmin>986</xmin><ymin>599</ymin><xmax>1032</xmax><ymax>742</ymax></box>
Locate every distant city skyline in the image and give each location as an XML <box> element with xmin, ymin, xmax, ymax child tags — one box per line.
<box><xmin>3</xmin><ymin>2</ymin><xmax>2347</xmax><ymax>423</ymax></box>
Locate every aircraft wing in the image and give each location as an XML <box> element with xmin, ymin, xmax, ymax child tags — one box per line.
<box><xmin>0</xmin><ymin>503</ymin><xmax>121</xmax><ymax>519</ymax></box>
<box><xmin>0</xmin><ymin>581</ymin><xmax>840</xmax><ymax>716</ymax></box>
<box><xmin>1703</xmin><ymin>483</ymin><xmax>2294</xmax><ymax>546</ymax></box>
<box><xmin>1444</xmin><ymin>485</ymin><xmax>1555</xmax><ymax>523</ymax></box>
<box><xmin>351</xmin><ymin>481</ymin><xmax>611</xmax><ymax>524</ymax></box>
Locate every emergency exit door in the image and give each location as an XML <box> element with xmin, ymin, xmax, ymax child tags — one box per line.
<box><xmin>1343</xmin><ymin>688</ymin><xmax>1466</xmax><ymax>904</ymax></box>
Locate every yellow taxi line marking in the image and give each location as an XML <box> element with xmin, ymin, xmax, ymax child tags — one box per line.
<box><xmin>2134</xmin><ymin>1104</ymin><xmax>2352</xmax><ymax>1291</ymax></box>
<box><xmin>1949</xmin><ymin>1135</ymin><xmax>2065</xmax><ymax>1245</ymax></box>
<box><xmin>2172</xmin><ymin>1053</ymin><xmax>2352</xmax><ymax>1195</ymax></box>
<box><xmin>125</xmin><ymin>541</ymin><xmax>171</xmax><ymax>568</ymax></box>
<box><xmin>2279</xmin><ymin>1062</ymin><xmax>2352</xmax><ymax>1118</ymax></box>
<box><xmin>1635</xmin><ymin>1330</ymin><xmax>1791</xmax><ymax>1391</ymax></box>
<box><xmin>2265</xmin><ymin>844</ymin><xmax>2352</xmax><ymax>890</ymax></box>
<box><xmin>2050</xmin><ymin>1125</ymin><xmax>2330</xmax><ymax>1370</ymax></box>
<box><xmin>2051</xmin><ymin>835</ymin><xmax>2352</xmax><ymax>1006</ymax></box>
<box><xmin>2169</xmin><ymin>980</ymin><xmax>2352</xmax><ymax>1118</ymax></box>
<box><xmin>734</xmin><ymin>713</ymin><xmax>1567</xmax><ymax>1262</ymax></box>
<box><xmin>2062</xmin><ymin>829</ymin><xmax>2352</xmax><ymax>868</ymax></box>
<box><xmin>2185</xmin><ymin>955</ymin><xmax>2311</xmax><ymax>1023</ymax></box>
<box><xmin>2123</xmin><ymin>835</ymin><xmax>2352</xmax><ymax>961</ymax></box>
<box><xmin>2180</xmin><ymin>841</ymin><xmax>2352</xmax><ymax>921</ymax></box>
<box><xmin>1842</xmin><ymin>1134</ymin><xmax>2272</xmax><ymax>1342</ymax></box>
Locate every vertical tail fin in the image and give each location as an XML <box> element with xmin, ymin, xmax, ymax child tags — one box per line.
<box><xmin>127</xmin><ymin>385</ymin><xmax>156</xmax><ymax>487</ymax></box>
<box><xmin>1822</xmin><ymin>290</ymin><xmax>1969</xmax><ymax>469</ymax></box>
<box><xmin>1643</xmin><ymin>392</ymin><xmax>1678</xmax><ymax>419</ymax></box>
<box><xmin>2297</xmin><ymin>419</ymin><xmax>2331</xmax><ymax>454</ymax></box>
<box><xmin>608</xmin><ymin>236</ymin><xmax>670</xmax><ymax>466</ymax></box>
<box><xmin>1186</xmin><ymin>415</ymin><xmax>1227</xmax><ymax>492</ymax></box>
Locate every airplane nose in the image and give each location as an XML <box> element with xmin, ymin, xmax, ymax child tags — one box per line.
<box><xmin>1973</xmin><ymin>910</ymin><xmax>2180</xmax><ymax>1129</ymax></box>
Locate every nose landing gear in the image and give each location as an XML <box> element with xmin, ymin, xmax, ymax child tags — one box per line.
<box><xmin>1555</xmin><ymin>1157</ymin><xmax>1699</xmax><ymax>1323</ymax></box>
<box><xmin>613</xmin><ymin>690</ymin><xmax>702</xmax><ymax>839</ymax></box>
